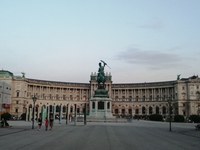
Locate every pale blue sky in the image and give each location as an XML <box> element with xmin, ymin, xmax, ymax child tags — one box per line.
<box><xmin>0</xmin><ymin>0</ymin><xmax>200</xmax><ymax>83</ymax></box>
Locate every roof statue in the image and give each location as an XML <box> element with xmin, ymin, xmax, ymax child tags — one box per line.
<box><xmin>177</xmin><ymin>74</ymin><xmax>181</xmax><ymax>80</ymax></box>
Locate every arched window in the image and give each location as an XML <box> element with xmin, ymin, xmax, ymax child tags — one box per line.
<box><xmin>149</xmin><ymin>95</ymin><xmax>152</xmax><ymax>101</ymax></box>
<box><xmin>49</xmin><ymin>105</ymin><xmax>53</xmax><ymax>112</ymax></box>
<box><xmin>70</xmin><ymin>106</ymin><xmax>73</xmax><ymax>113</ymax></box>
<box><xmin>135</xmin><ymin>108</ymin><xmax>139</xmax><ymax>114</ymax></box>
<box><xmin>56</xmin><ymin>105</ymin><xmax>60</xmax><ymax>112</ymax></box>
<box><xmin>156</xmin><ymin>106</ymin><xmax>159</xmax><ymax>114</ymax></box>
<box><xmin>142</xmin><ymin>107</ymin><xmax>146</xmax><ymax>114</ymax></box>
<box><xmin>142</xmin><ymin>96</ymin><xmax>145</xmax><ymax>101</ymax></box>
<box><xmin>129</xmin><ymin>96</ymin><xmax>132</xmax><ymax>101</ymax></box>
<box><xmin>62</xmin><ymin>106</ymin><xmax>66</xmax><ymax>113</ymax></box>
<box><xmin>16</xmin><ymin>90</ymin><xmax>20</xmax><ymax>97</ymax></box>
<box><xmin>136</xmin><ymin>96</ymin><xmax>139</xmax><ymax>102</ymax></box>
<box><xmin>122</xmin><ymin>109</ymin><xmax>125</xmax><ymax>115</ymax></box>
<box><xmin>162</xmin><ymin>106</ymin><xmax>166</xmax><ymax>115</ymax></box>
<box><xmin>149</xmin><ymin>107</ymin><xmax>153</xmax><ymax>114</ymax></box>
<box><xmin>77</xmin><ymin>108</ymin><xmax>80</xmax><ymax>114</ymax></box>
<box><xmin>115</xmin><ymin>109</ymin><xmax>119</xmax><ymax>115</ymax></box>
<box><xmin>128</xmin><ymin>109</ymin><xmax>132</xmax><ymax>115</ymax></box>
<box><xmin>92</xmin><ymin>102</ymin><xmax>95</xmax><ymax>109</ymax></box>
<box><xmin>115</xmin><ymin>96</ymin><xmax>118</xmax><ymax>101</ymax></box>
<box><xmin>107</xmin><ymin>102</ymin><xmax>110</xmax><ymax>109</ymax></box>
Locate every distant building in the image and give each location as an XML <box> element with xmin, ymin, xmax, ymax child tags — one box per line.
<box><xmin>0</xmin><ymin>70</ymin><xmax>200</xmax><ymax>120</ymax></box>
<box><xmin>0</xmin><ymin>70</ymin><xmax>12</xmax><ymax>116</ymax></box>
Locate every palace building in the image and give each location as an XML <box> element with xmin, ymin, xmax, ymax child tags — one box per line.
<box><xmin>0</xmin><ymin>70</ymin><xmax>200</xmax><ymax>121</ymax></box>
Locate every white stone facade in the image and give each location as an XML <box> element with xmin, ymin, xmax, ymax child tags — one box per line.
<box><xmin>0</xmin><ymin>71</ymin><xmax>12</xmax><ymax>116</ymax></box>
<box><xmin>0</xmin><ymin>70</ymin><xmax>200</xmax><ymax>120</ymax></box>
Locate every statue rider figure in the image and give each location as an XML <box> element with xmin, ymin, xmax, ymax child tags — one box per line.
<box><xmin>97</xmin><ymin>61</ymin><xmax>106</xmax><ymax>88</ymax></box>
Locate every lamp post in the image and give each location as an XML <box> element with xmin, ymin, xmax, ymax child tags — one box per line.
<box><xmin>84</xmin><ymin>103</ymin><xmax>87</xmax><ymax>125</ymax></box>
<box><xmin>32</xmin><ymin>95</ymin><xmax>37</xmax><ymax>129</ymax></box>
<box><xmin>66</xmin><ymin>104</ymin><xmax>68</xmax><ymax>125</ymax></box>
<box><xmin>0</xmin><ymin>82</ymin><xmax>5</xmax><ymax>121</ymax></box>
<box><xmin>168</xmin><ymin>98</ymin><xmax>172</xmax><ymax>132</ymax></box>
<box><xmin>74</xmin><ymin>104</ymin><xmax>77</xmax><ymax>126</ymax></box>
<box><xmin>59</xmin><ymin>104</ymin><xmax>62</xmax><ymax>124</ymax></box>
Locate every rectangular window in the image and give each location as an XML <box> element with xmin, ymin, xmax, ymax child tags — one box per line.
<box><xmin>17</xmin><ymin>92</ymin><xmax>19</xmax><ymax>97</ymax></box>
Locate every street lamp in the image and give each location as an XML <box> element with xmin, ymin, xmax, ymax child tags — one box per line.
<box><xmin>66</xmin><ymin>104</ymin><xmax>69</xmax><ymax>125</ymax></box>
<box><xmin>59</xmin><ymin>104</ymin><xmax>62</xmax><ymax>124</ymax></box>
<box><xmin>168</xmin><ymin>98</ymin><xmax>172</xmax><ymax>132</ymax></box>
<box><xmin>74</xmin><ymin>104</ymin><xmax>77</xmax><ymax>126</ymax></box>
<box><xmin>32</xmin><ymin>95</ymin><xmax>37</xmax><ymax>129</ymax></box>
<box><xmin>84</xmin><ymin>103</ymin><xmax>87</xmax><ymax>125</ymax></box>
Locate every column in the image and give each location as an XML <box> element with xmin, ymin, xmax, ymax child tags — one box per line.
<box><xmin>90</xmin><ymin>100</ymin><xmax>92</xmax><ymax>114</ymax></box>
<box><xmin>47</xmin><ymin>105</ymin><xmax>50</xmax><ymax>120</ymax></box>
<box><xmin>68</xmin><ymin>103</ymin><xmax>71</xmax><ymax>122</ymax></box>
<box><xmin>66</xmin><ymin>104</ymin><xmax>69</xmax><ymax>124</ymax></box>
<box><xmin>38</xmin><ymin>105</ymin><xmax>42</xmax><ymax>118</ymax></box>
<box><xmin>95</xmin><ymin>101</ymin><xmax>98</xmax><ymax>116</ymax></box>
<box><xmin>53</xmin><ymin>105</ymin><xmax>56</xmax><ymax>121</ymax></box>
<box><xmin>42</xmin><ymin>105</ymin><xmax>46</xmax><ymax>122</ymax></box>
<box><xmin>26</xmin><ymin>107</ymin><xmax>29</xmax><ymax>121</ymax></box>
<box><xmin>59</xmin><ymin>105</ymin><xmax>62</xmax><ymax>124</ymax></box>
<box><xmin>104</xmin><ymin>101</ymin><xmax>107</xmax><ymax>119</ymax></box>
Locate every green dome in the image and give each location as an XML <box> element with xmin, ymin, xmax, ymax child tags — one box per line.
<box><xmin>0</xmin><ymin>70</ymin><xmax>13</xmax><ymax>78</ymax></box>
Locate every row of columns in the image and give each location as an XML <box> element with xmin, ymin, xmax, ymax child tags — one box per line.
<box><xmin>26</xmin><ymin>103</ymin><xmax>88</xmax><ymax>124</ymax></box>
<box><xmin>112</xmin><ymin>88</ymin><xmax>174</xmax><ymax>101</ymax></box>
<box><xmin>113</xmin><ymin>106</ymin><xmax>169</xmax><ymax>116</ymax></box>
<box><xmin>28</xmin><ymin>85</ymin><xmax>89</xmax><ymax>101</ymax></box>
<box><xmin>90</xmin><ymin>101</ymin><xmax>111</xmax><ymax>114</ymax></box>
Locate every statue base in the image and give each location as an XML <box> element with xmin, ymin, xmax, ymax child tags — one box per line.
<box><xmin>89</xmin><ymin>97</ymin><xmax>115</xmax><ymax>121</ymax></box>
<box><xmin>94</xmin><ymin>89</ymin><xmax>109</xmax><ymax>98</ymax></box>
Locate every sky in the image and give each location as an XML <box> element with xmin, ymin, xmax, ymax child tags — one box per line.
<box><xmin>0</xmin><ymin>0</ymin><xmax>200</xmax><ymax>83</ymax></box>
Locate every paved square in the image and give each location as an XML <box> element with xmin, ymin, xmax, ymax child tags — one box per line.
<box><xmin>0</xmin><ymin>120</ymin><xmax>199</xmax><ymax>150</ymax></box>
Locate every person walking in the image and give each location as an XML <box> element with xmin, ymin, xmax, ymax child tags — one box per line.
<box><xmin>38</xmin><ymin>117</ymin><xmax>42</xmax><ymax>130</ymax></box>
<box><xmin>49</xmin><ymin>115</ymin><xmax>54</xmax><ymax>130</ymax></box>
<box><xmin>45</xmin><ymin>117</ymin><xmax>49</xmax><ymax>131</ymax></box>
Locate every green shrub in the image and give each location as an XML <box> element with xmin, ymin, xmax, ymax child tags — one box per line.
<box><xmin>189</xmin><ymin>115</ymin><xmax>200</xmax><ymax>123</ymax></box>
<box><xmin>174</xmin><ymin>115</ymin><xmax>185</xmax><ymax>122</ymax></box>
<box><xmin>134</xmin><ymin>115</ymin><xmax>140</xmax><ymax>120</ymax></box>
<box><xmin>149</xmin><ymin>114</ymin><xmax>163</xmax><ymax>121</ymax></box>
<box><xmin>1</xmin><ymin>113</ymin><xmax>12</xmax><ymax>120</ymax></box>
<box><xmin>20</xmin><ymin>113</ymin><xmax>26</xmax><ymax>120</ymax></box>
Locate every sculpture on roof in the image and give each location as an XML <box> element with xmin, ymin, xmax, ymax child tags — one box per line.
<box><xmin>177</xmin><ymin>74</ymin><xmax>181</xmax><ymax>80</ymax></box>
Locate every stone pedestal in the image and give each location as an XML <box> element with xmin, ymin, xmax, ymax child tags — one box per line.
<box><xmin>89</xmin><ymin>97</ymin><xmax>114</xmax><ymax>120</ymax></box>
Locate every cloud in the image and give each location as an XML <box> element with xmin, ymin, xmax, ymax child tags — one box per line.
<box><xmin>138</xmin><ymin>20</ymin><xmax>164</xmax><ymax>30</ymax></box>
<box><xmin>116</xmin><ymin>48</ymin><xmax>182</xmax><ymax>70</ymax></box>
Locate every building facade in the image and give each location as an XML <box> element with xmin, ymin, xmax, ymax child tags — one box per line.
<box><xmin>0</xmin><ymin>71</ymin><xmax>12</xmax><ymax>119</ymax></box>
<box><xmin>0</xmin><ymin>70</ymin><xmax>200</xmax><ymax>121</ymax></box>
